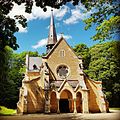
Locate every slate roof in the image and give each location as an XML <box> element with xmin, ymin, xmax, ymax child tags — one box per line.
<box><xmin>53</xmin><ymin>80</ymin><xmax>63</xmax><ymax>88</ymax></box>
<box><xmin>52</xmin><ymin>80</ymin><xmax>79</xmax><ymax>88</ymax></box>
<box><xmin>67</xmin><ymin>80</ymin><xmax>79</xmax><ymax>88</ymax></box>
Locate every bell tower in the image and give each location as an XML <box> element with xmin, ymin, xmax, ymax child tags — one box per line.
<box><xmin>46</xmin><ymin>10</ymin><xmax>57</xmax><ymax>53</ymax></box>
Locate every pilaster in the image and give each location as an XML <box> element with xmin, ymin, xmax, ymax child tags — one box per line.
<box><xmin>57</xmin><ymin>99</ymin><xmax>60</xmax><ymax>113</ymax></box>
<box><xmin>44</xmin><ymin>62</ymin><xmax>50</xmax><ymax>113</ymax></box>
<box><xmin>82</xmin><ymin>90</ymin><xmax>89</xmax><ymax>113</ymax></box>
<box><xmin>74</xmin><ymin>98</ymin><xmax>77</xmax><ymax>113</ymax></box>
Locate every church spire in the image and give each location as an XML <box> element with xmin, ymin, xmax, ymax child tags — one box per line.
<box><xmin>46</xmin><ymin>9</ymin><xmax>57</xmax><ymax>53</ymax></box>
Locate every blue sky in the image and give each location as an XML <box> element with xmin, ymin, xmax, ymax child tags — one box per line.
<box><xmin>9</xmin><ymin>2</ymin><xmax>100</xmax><ymax>55</ymax></box>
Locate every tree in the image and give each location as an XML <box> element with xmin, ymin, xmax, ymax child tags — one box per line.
<box><xmin>0</xmin><ymin>46</ymin><xmax>15</xmax><ymax>108</ymax></box>
<box><xmin>0</xmin><ymin>1</ymin><xmax>27</xmax><ymax>51</ymax></box>
<box><xmin>83</xmin><ymin>0</ymin><xmax>120</xmax><ymax>41</ymax></box>
<box><xmin>86</xmin><ymin>41</ymin><xmax>120</xmax><ymax>107</ymax></box>
<box><xmin>0</xmin><ymin>0</ymin><xmax>119</xmax><ymax>50</ymax></box>
<box><xmin>0</xmin><ymin>50</ymin><xmax>39</xmax><ymax>108</ymax></box>
<box><xmin>73</xmin><ymin>43</ymin><xmax>90</xmax><ymax>70</ymax></box>
<box><xmin>0</xmin><ymin>0</ymin><xmax>120</xmax><ymax>108</ymax></box>
<box><xmin>0</xmin><ymin>0</ymin><xmax>79</xmax><ymax>51</ymax></box>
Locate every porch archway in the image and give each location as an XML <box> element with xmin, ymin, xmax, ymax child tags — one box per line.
<box><xmin>60</xmin><ymin>89</ymin><xmax>73</xmax><ymax>113</ymax></box>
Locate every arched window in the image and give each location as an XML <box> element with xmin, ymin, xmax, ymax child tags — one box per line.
<box><xmin>33</xmin><ymin>64</ymin><xmax>38</xmax><ymax>70</ymax></box>
<box><xmin>60</xmin><ymin>50</ymin><xmax>65</xmax><ymax>57</ymax></box>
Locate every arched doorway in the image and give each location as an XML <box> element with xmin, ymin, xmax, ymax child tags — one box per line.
<box><xmin>60</xmin><ymin>90</ymin><xmax>73</xmax><ymax>113</ymax></box>
<box><xmin>76</xmin><ymin>92</ymin><xmax>82</xmax><ymax>113</ymax></box>
<box><xmin>50</xmin><ymin>91</ymin><xmax>57</xmax><ymax>113</ymax></box>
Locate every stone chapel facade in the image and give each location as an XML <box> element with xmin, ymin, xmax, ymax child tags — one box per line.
<box><xmin>17</xmin><ymin>10</ymin><xmax>109</xmax><ymax>114</ymax></box>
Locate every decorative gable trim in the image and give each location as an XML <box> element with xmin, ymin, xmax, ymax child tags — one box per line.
<box><xmin>74</xmin><ymin>83</ymin><xmax>80</xmax><ymax>92</ymax></box>
<box><xmin>58</xmin><ymin>79</ymin><xmax>67</xmax><ymax>92</ymax></box>
<box><xmin>42</xmin><ymin>37</ymin><xmax>82</xmax><ymax>60</ymax></box>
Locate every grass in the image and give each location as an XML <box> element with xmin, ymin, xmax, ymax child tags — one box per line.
<box><xmin>0</xmin><ymin>106</ymin><xmax>16</xmax><ymax>115</ymax></box>
<box><xmin>110</xmin><ymin>108</ymin><xmax>120</xmax><ymax>110</ymax></box>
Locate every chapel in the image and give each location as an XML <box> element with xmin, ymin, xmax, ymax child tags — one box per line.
<box><xmin>17</xmin><ymin>10</ymin><xmax>109</xmax><ymax>114</ymax></box>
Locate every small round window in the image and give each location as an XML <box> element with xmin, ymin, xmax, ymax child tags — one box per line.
<box><xmin>57</xmin><ymin>65</ymin><xmax>69</xmax><ymax>79</ymax></box>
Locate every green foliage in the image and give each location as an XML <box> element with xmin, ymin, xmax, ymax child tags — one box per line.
<box><xmin>0</xmin><ymin>0</ymin><xmax>80</xmax><ymax>50</ymax></box>
<box><xmin>0</xmin><ymin>50</ymin><xmax>39</xmax><ymax>108</ymax></box>
<box><xmin>1</xmin><ymin>0</ymin><xmax>119</xmax><ymax>50</ymax></box>
<box><xmin>73</xmin><ymin>43</ymin><xmax>90</xmax><ymax>70</ymax></box>
<box><xmin>0</xmin><ymin>46</ymin><xmax>12</xmax><ymax>82</ymax></box>
<box><xmin>0</xmin><ymin>106</ymin><xmax>16</xmax><ymax>115</ymax></box>
<box><xmin>0</xmin><ymin>1</ymin><xmax>27</xmax><ymax>50</ymax></box>
<box><xmin>86</xmin><ymin>41</ymin><xmax>120</xmax><ymax>107</ymax></box>
<box><xmin>92</xmin><ymin>16</ymin><xmax>120</xmax><ymax>41</ymax></box>
<box><xmin>0</xmin><ymin>46</ymin><xmax>17</xmax><ymax>108</ymax></box>
<box><xmin>83</xmin><ymin>0</ymin><xmax>120</xmax><ymax>41</ymax></box>
<box><xmin>110</xmin><ymin>108</ymin><xmax>120</xmax><ymax>110</ymax></box>
<box><xmin>73</xmin><ymin>41</ymin><xmax>120</xmax><ymax>107</ymax></box>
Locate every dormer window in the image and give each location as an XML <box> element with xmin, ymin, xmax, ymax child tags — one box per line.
<box><xmin>33</xmin><ymin>64</ymin><xmax>38</xmax><ymax>70</ymax></box>
<box><xmin>60</xmin><ymin>50</ymin><xmax>65</xmax><ymax>57</ymax></box>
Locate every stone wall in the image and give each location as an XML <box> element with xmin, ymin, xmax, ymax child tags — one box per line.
<box><xmin>47</xmin><ymin>38</ymin><xmax>82</xmax><ymax>81</ymax></box>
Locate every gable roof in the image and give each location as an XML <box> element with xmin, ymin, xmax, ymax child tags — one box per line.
<box><xmin>23</xmin><ymin>76</ymin><xmax>40</xmax><ymax>83</ymax></box>
<box><xmin>43</xmin><ymin>37</ymin><xmax>82</xmax><ymax>59</ymax></box>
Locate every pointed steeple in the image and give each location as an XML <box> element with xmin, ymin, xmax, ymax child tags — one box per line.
<box><xmin>46</xmin><ymin>9</ymin><xmax>57</xmax><ymax>53</ymax></box>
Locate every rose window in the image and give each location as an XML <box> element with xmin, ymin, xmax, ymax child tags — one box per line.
<box><xmin>57</xmin><ymin>65</ymin><xmax>69</xmax><ymax>79</ymax></box>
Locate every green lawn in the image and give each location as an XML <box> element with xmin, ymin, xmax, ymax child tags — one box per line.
<box><xmin>110</xmin><ymin>108</ymin><xmax>120</xmax><ymax>110</ymax></box>
<box><xmin>0</xmin><ymin>106</ymin><xmax>16</xmax><ymax>115</ymax></box>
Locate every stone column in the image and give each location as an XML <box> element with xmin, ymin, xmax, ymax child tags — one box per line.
<box><xmin>44</xmin><ymin>62</ymin><xmax>50</xmax><ymax>114</ymax></box>
<box><xmin>23</xmin><ymin>97</ymin><xmax>27</xmax><ymax>113</ymax></box>
<box><xmin>57</xmin><ymin>99</ymin><xmax>60</xmax><ymax>113</ymax></box>
<box><xmin>45</xmin><ymin>90</ymin><xmax>50</xmax><ymax>113</ymax></box>
<box><xmin>82</xmin><ymin>90</ymin><xmax>89</xmax><ymax>113</ymax></box>
<box><xmin>74</xmin><ymin>98</ymin><xmax>77</xmax><ymax>113</ymax></box>
<box><xmin>99</xmin><ymin>85</ymin><xmax>107</xmax><ymax>113</ymax></box>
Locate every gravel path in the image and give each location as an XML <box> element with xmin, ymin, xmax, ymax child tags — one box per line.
<box><xmin>0</xmin><ymin>110</ymin><xmax>120</xmax><ymax>120</ymax></box>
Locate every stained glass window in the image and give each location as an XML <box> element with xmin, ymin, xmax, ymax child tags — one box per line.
<box><xmin>57</xmin><ymin>65</ymin><xmax>69</xmax><ymax>79</ymax></box>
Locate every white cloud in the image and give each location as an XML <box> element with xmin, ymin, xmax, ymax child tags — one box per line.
<box><xmin>17</xmin><ymin>24</ymin><xmax>28</xmax><ymax>33</ymax></box>
<box><xmin>55</xmin><ymin>5</ymin><xmax>69</xmax><ymax>20</ymax></box>
<box><xmin>46</xmin><ymin>22</ymin><xmax>60</xmax><ymax>29</ymax></box>
<box><xmin>9</xmin><ymin>3</ymin><xmax>51</xmax><ymax>21</ymax></box>
<box><xmin>8</xmin><ymin>2</ymin><xmax>69</xmax><ymax>33</ymax></box>
<box><xmin>55</xmin><ymin>23</ymin><xmax>60</xmax><ymax>28</ymax></box>
<box><xmin>8</xmin><ymin>2</ymin><xmax>94</xmax><ymax>33</ymax></box>
<box><xmin>46</xmin><ymin>25</ymin><xmax>50</xmax><ymax>30</ymax></box>
<box><xmin>64</xmin><ymin>3</ymin><xmax>94</xmax><ymax>25</ymax></box>
<box><xmin>32</xmin><ymin>34</ymin><xmax>72</xmax><ymax>49</ymax></box>
<box><xmin>57</xmin><ymin>34</ymin><xmax>72</xmax><ymax>40</ymax></box>
<box><xmin>32</xmin><ymin>38</ymin><xmax>47</xmax><ymax>49</ymax></box>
